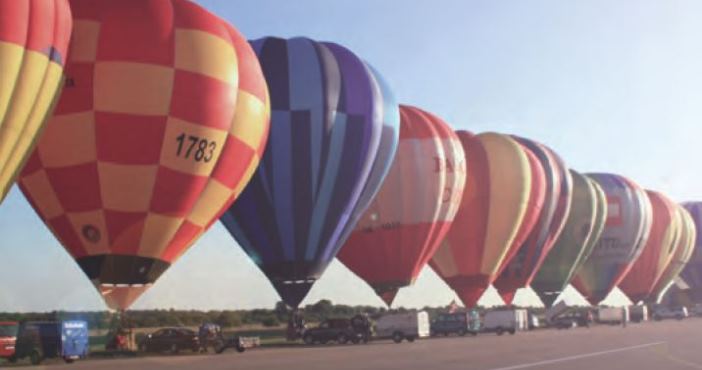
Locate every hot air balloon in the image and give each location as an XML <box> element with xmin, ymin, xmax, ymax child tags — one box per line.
<box><xmin>337</xmin><ymin>106</ymin><xmax>466</xmax><ymax>306</ymax></box>
<box><xmin>618</xmin><ymin>191</ymin><xmax>681</xmax><ymax>304</ymax></box>
<box><xmin>0</xmin><ymin>0</ymin><xmax>72</xmax><ymax>201</ymax></box>
<box><xmin>571</xmin><ymin>173</ymin><xmax>652</xmax><ymax>305</ymax></box>
<box><xmin>493</xmin><ymin>138</ymin><xmax>573</xmax><ymax>305</ymax></box>
<box><xmin>18</xmin><ymin>0</ymin><xmax>270</xmax><ymax>310</ymax></box>
<box><xmin>531</xmin><ymin>170</ymin><xmax>607</xmax><ymax>307</ymax></box>
<box><xmin>430</xmin><ymin>132</ymin><xmax>533</xmax><ymax>307</ymax></box>
<box><xmin>649</xmin><ymin>206</ymin><xmax>696</xmax><ymax>303</ymax></box>
<box><xmin>489</xmin><ymin>142</ymin><xmax>547</xmax><ymax>290</ymax></box>
<box><xmin>220</xmin><ymin>37</ymin><xmax>384</xmax><ymax>308</ymax></box>
<box><xmin>680</xmin><ymin>202</ymin><xmax>702</xmax><ymax>301</ymax></box>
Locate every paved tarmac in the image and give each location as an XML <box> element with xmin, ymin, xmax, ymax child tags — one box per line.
<box><xmin>10</xmin><ymin>319</ymin><xmax>702</xmax><ymax>370</ymax></box>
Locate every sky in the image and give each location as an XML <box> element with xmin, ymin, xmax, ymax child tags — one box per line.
<box><xmin>2</xmin><ymin>0</ymin><xmax>702</xmax><ymax>312</ymax></box>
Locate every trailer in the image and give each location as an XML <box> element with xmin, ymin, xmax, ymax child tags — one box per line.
<box><xmin>482</xmin><ymin>309</ymin><xmax>527</xmax><ymax>335</ymax></box>
<box><xmin>596</xmin><ymin>307</ymin><xmax>628</xmax><ymax>325</ymax></box>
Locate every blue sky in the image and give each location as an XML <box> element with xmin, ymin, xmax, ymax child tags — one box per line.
<box><xmin>2</xmin><ymin>0</ymin><xmax>702</xmax><ymax>311</ymax></box>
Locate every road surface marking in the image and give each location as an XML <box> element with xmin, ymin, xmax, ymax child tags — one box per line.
<box><xmin>487</xmin><ymin>341</ymin><xmax>666</xmax><ymax>370</ymax></box>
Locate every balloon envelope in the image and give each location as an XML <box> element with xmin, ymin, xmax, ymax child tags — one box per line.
<box><xmin>430</xmin><ymin>132</ymin><xmax>532</xmax><ymax>307</ymax></box>
<box><xmin>619</xmin><ymin>191</ymin><xmax>680</xmax><ymax>303</ymax></box>
<box><xmin>338</xmin><ymin>106</ymin><xmax>466</xmax><ymax>306</ymax></box>
<box><xmin>649</xmin><ymin>206</ymin><xmax>696</xmax><ymax>302</ymax></box>
<box><xmin>494</xmin><ymin>138</ymin><xmax>573</xmax><ymax>304</ymax></box>
<box><xmin>571</xmin><ymin>173</ymin><xmax>652</xmax><ymax>305</ymax></box>
<box><xmin>0</xmin><ymin>0</ymin><xmax>72</xmax><ymax>201</ymax></box>
<box><xmin>220</xmin><ymin>37</ymin><xmax>383</xmax><ymax>308</ymax></box>
<box><xmin>531</xmin><ymin>170</ymin><xmax>606</xmax><ymax>307</ymax></box>
<box><xmin>679</xmin><ymin>202</ymin><xmax>702</xmax><ymax>297</ymax></box>
<box><xmin>19</xmin><ymin>0</ymin><xmax>270</xmax><ymax>309</ymax></box>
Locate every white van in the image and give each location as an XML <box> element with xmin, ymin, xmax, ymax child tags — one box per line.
<box><xmin>482</xmin><ymin>309</ymin><xmax>526</xmax><ymax>335</ymax></box>
<box><xmin>374</xmin><ymin>311</ymin><xmax>430</xmax><ymax>343</ymax></box>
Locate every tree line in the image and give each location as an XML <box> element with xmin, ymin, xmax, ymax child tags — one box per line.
<box><xmin>0</xmin><ymin>300</ymin><xmax>540</xmax><ymax>330</ymax></box>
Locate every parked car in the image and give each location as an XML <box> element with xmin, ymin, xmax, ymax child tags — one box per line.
<box><xmin>652</xmin><ymin>306</ymin><xmax>688</xmax><ymax>321</ymax></box>
<box><xmin>482</xmin><ymin>309</ymin><xmax>527</xmax><ymax>335</ymax></box>
<box><xmin>139</xmin><ymin>328</ymin><xmax>200</xmax><ymax>354</ymax></box>
<box><xmin>0</xmin><ymin>321</ymin><xmax>18</xmax><ymax>360</ymax></box>
<box><xmin>374</xmin><ymin>311</ymin><xmax>430</xmax><ymax>343</ymax></box>
<box><xmin>629</xmin><ymin>305</ymin><xmax>648</xmax><ymax>323</ymax></box>
<box><xmin>302</xmin><ymin>318</ymin><xmax>365</xmax><ymax>345</ymax></box>
<box><xmin>690</xmin><ymin>304</ymin><xmax>702</xmax><ymax>317</ymax></box>
<box><xmin>11</xmin><ymin>320</ymin><xmax>88</xmax><ymax>365</ymax></box>
<box><xmin>551</xmin><ymin>316</ymin><xmax>578</xmax><ymax>329</ymax></box>
<box><xmin>430</xmin><ymin>312</ymin><xmax>479</xmax><ymax>337</ymax></box>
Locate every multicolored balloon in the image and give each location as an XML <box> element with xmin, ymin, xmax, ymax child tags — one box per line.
<box><xmin>679</xmin><ymin>202</ymin><xmax>702</xmax><ymax>299</ymax></box>
<box><xmin>492</xmin><ymin>141</ymin><xmax>546</xmax><ymax>289</ymax></box>
<box><xmin>531</xmin><ymin>170</ymin><xmax>606</xmax><ymax>307</ymax></box>
<box><xmin>19</xmin><ymin>0</ymin><xmax>270</xmax><ymax>310</ymax></box>
<box><xmin>493</xmin><ymin>138</ymin><xmax>573</xmax><ymax>304</ymax></box>
<box><xmin>431</xmin><ymin>132</ymin><xmax>532</xmax><ymax>307</ymax></box>
<box><xmin>338</xmin><ymin>106</ymin><xmax>466</xmax><ymax>306</ymax></box>
<box><xmin>0</xmin><ymin>0</ymin><xmax>72</xmax><ymax>201</ymax></box>
<box><xmin>649</xmin><ymin>206</ymin><xmax>696</xmax><ymax>303</ymax></box>
<box><xmin>571</xmin><ymin>173</ymin><xmax>652</xmax><ymax>305</ymax></box>
<box><xmin>220</xmin><ymin>37</ymin><xmax>384</xmax><ymax>308</ymax></box>
<box><xmin>619</xmin><ymin>191</ymin><xmax>681</xmax><ymax>303</ymax></box>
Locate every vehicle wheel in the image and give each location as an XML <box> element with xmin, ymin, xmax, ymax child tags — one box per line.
<box><xmin>236</xmin><ymin>345</ymin><xmax>246</xmax><ymax>353</ymax></box>
<box><xmin>392</xmin><ymin>332</ymin><xmax>404</xmax><ymax>343</ymax></box>
<box><xmin>443</xmin><ymin>332</ymin><xmax>449</xmax><ymax>337</ymax></box>
<box><xmin>406</xmin><ymin>336</ymin><xmax>416</xmax><ymax>343</ymax></box>
<box><xmin>470</xmin><ymin>331</ymin><xmax>477</xmax><ymax>337</ymax></box>
<box><xmin>508</xmin><ymin>329</ymin><xmax>516</xmax><ymax>335</ymax></box>
<box><xmin>30</xmin><ymin>350</ymin><xmax>42</xmax><ymax>365</ymax></box>
<box><xmin>351</xmin><ymin>337</ymin><xmax>360</xmax><ymax>344</ymax></box>
<box><xmin>64</xmin><ymin>358</ymin><xmax>75</xmax><ymax>364</ymax></box>
<box><xmin>170</xmin><ymin>344</ymin><xmax>180</xmax><ymax>355</ymax></box>
<box><xmin>337</xmin><ymin>333</ymin><xmax>348</xmax><ymax>344</ymax></box>
<box><xmin>677</xmin><ymin>315</ymin><xmax>684</xmax><ymax>321</ymax></box>
<box><xmin>320</xmin><ymin>339</ymin><xmax>329</xmax><ymax>345</ymax></box>
<box><xmin>496</xmin><ymin>328</ymin><xmax>504</xmax><ymax>336</ymax></box>
<box><xmin>303</xmin><ymin>334</ymin><xmax>315</xmax><ymax>345</ymax></box>
<box><xmin>654</xmin><ymin>315</ymin><xmax>662</xmax><ymax>321</ymax></box>
<box><xmin>458</xmin><ymin>328</ymin><xmax>467</xmax><ymax>336</ymax></box>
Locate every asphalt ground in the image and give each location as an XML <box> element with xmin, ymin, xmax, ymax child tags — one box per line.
<box><xmin>7</xmin><ymin>319</ymin><xmax>702</xmax><ymax>370</ymax></box>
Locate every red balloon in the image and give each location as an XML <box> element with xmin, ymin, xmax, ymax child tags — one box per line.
<box><xmin>338</xmin><ymin>106</ymin><xmax>466</xmax><ymax>306</ymax></box>
<box><xmin>619</xmin><ymin>190</ymin><xmax>680</xmax><ymax>303</ymax></box>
